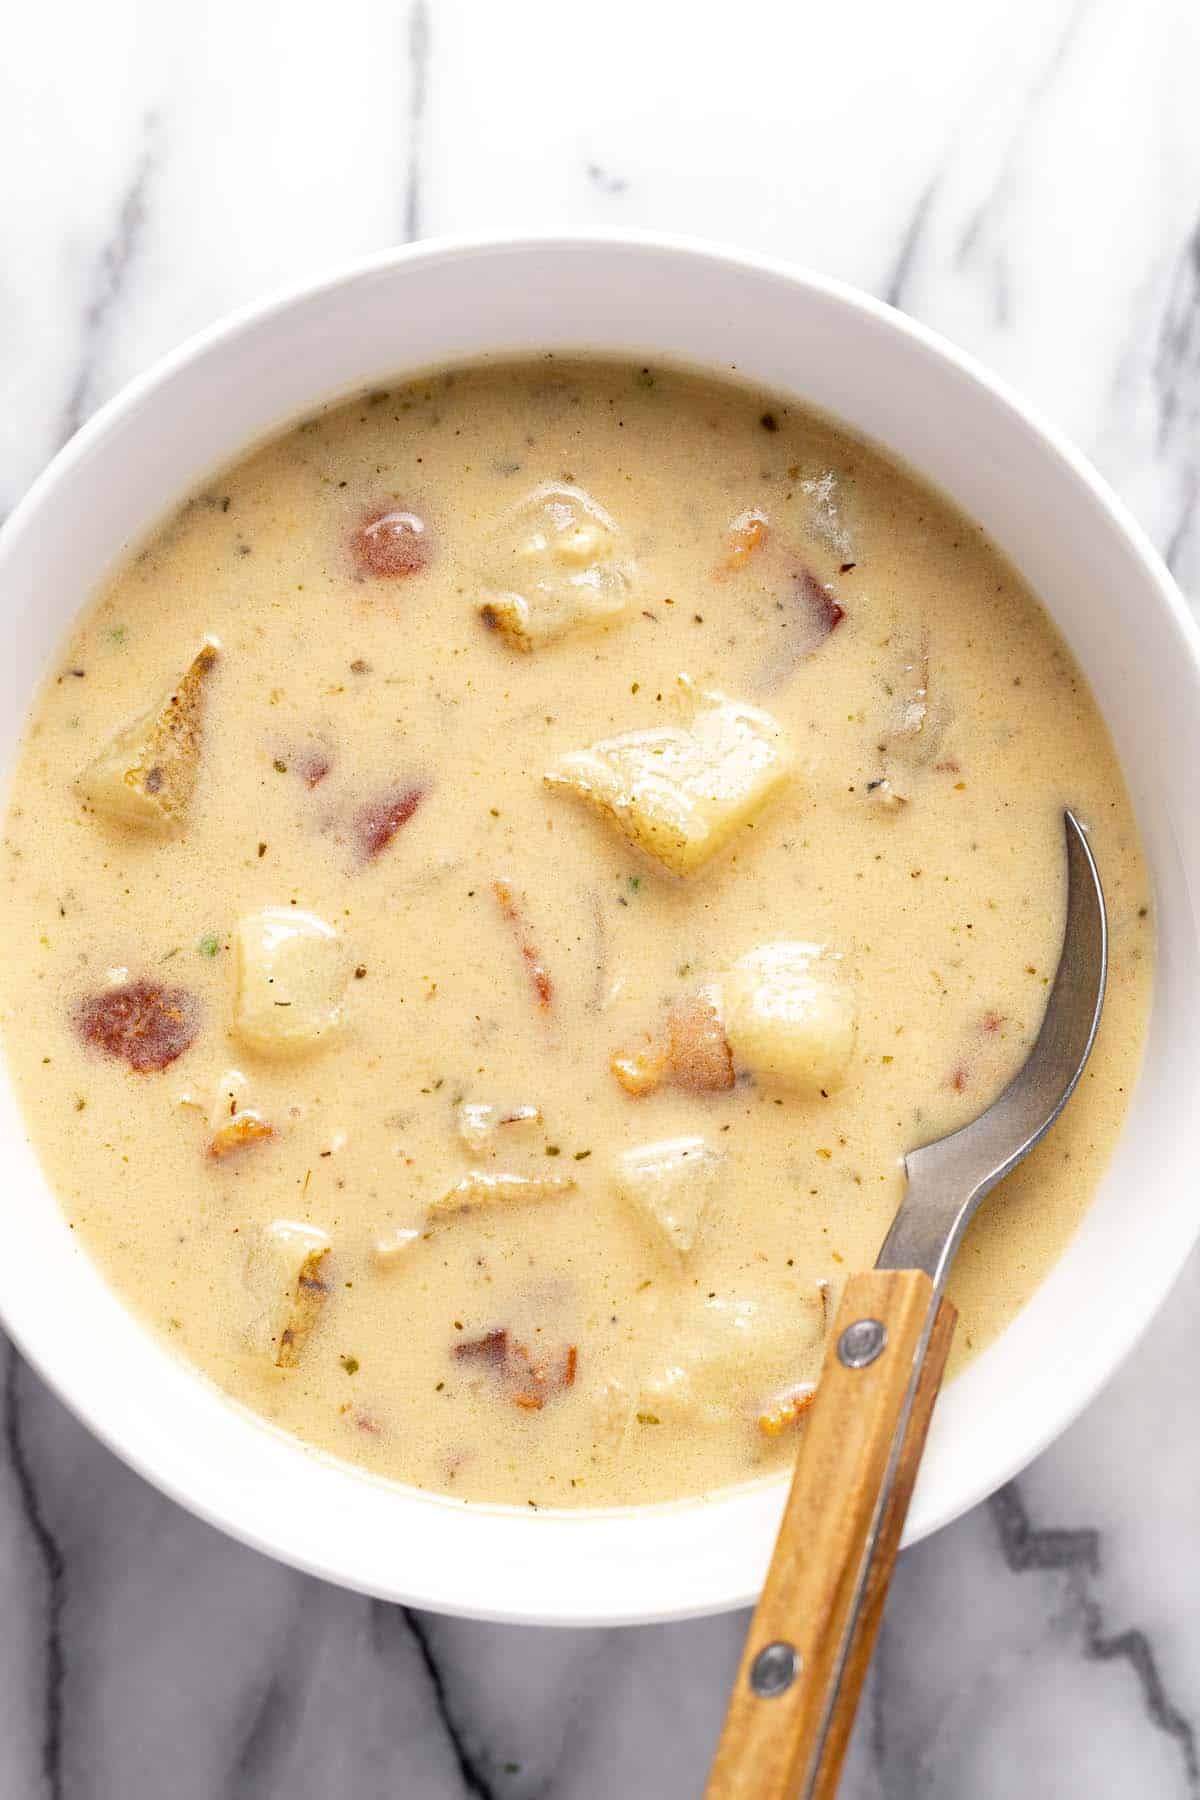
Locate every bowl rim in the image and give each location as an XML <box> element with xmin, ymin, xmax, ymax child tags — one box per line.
<box><xmin>2</xmin><ymin>228</ymin><xmax>1198</xmax><ymax>1626</ymax></box>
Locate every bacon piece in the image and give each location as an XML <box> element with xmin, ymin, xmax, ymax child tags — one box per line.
<box><xmin>493</xmin><ymin>880</ymin><xmax>553</xmax><ymax>1009</ymax></box>
<box><xmin>351</xmin><ymin>506</ymin><xmax>431</xmax><ymax>579</ymax></box>
<box><xmin>611</xmin><ymin>993</ymin><xmax>734</xmax><ymax>1101</ymax></box>
<box><xmin>208</xmin><ymin>1111</ymin><xmax>273</xmax><ymax>1159</ymax></box>
<box><xmin>666</xmin><ymin>993</ymin><xmax>735</xmax><ymax>1093</ymax></box>
<box><xmin>454</xmin><ymin>1328</ymin><xmax>510</xmax><ymax>1368</ymax></box>
<box><xmin>293</xmin><ymin>747</ymin><xmax>332</xmax><ymax>788</ymax></box>
<box><xmin>720</xmin><ymin>507</ymin><xmax>769</xmax><ymax>573</ymax></box>
<box><xmin>611</xmin><ymin>1041</ymin><xmax>668</xmax><ymax>1097</ymax></box>
<box><xmin>354</xmin><ymin>785</ymin><xmax>424</xmax><ymax>860</ymax></box>
<box><xmin>797</xmin><ymin>567</ymin><xmax>845</xmax><ymax>640</ymax></box>
<box><xmin>75</xmin><ymin>980</ymin><xmax>199</xmax><ymax>1073</ymax></box>
<box><xmin>453</xmin><ymin>1329</ymin><xmax>577</xmax><ymax>1410</ymax></box>
<box><xmin>757</xmin><ymin>1382</ymin><xmax>817</xmax><ymax>1437</ymax></box>
<box><xmin>756</xmin><ymin>567</ymin><xmax>845</xmax><ymax>689</ymax></box>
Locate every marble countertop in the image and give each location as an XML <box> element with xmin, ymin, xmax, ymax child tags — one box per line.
<box><xmin>3</xmin><ymin>0</ymin><xmax>1200</xmax><ymax>1793</ymax></box>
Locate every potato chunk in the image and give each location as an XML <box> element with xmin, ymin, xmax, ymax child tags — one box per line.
<box><xmin>614</xmin><ymin>1135</ymin><xmax>723</xmax><ymax>1257</ymax></box>
<box><xmin>545</xmin><ymin>681</ymin><xmax>792</xmax><ymax>875</ymax></box>
<box><xmin>372</xmin><ymin>1225</ymin><xmax>422</xmax><ymax>1267</ymax></box>
<box><xmin>178</xmin><ymin>1066</ymin><xmax>272</xmax><ymax>1157</ymax></box>
<box><xmin>77</xmin><ymin>639</ymin><xmax>219</xmax><ymax>828</ymax></box>
<box><xmin>233</xmin><ymin>908</ymin><xmax>350</xmax><ymax>1057</ymax></box>
<box><xmin>591</xmin><ymin>1374</ymin><xmax>633</xmax><ymax>1454</ymax></box>
<box><xmin>454</xmin><ymin>1101</ymin><xmax>542</xmax><ymax>1150</ymax></box>
<box><xmin>719</xmin><ymin>942</ymin><xmax>856</xmax><ymax>1094</ymax></box>
<box><xmin>639</xmin><ymin>1291</ymin><xmax>821</xmax><ymax>1428</ymax></box>
<box><xmin>428</xmin><ymin>1171</ymin><xmax>576</xmax><ymax>1220</ymax></box>
<box><xmin>479</xmin><ymin>483</ymin><xmax>633</xmax><ymax>650</ymax></box>
<box><xmin>276</xmin><ymin>1247</ymin><xmax>331</xmax><ymax>1368</ymax></box>
<box><xmin>885</xmin><ymin>650</ymin><xmax>950</xmax><ymax>770</ymax></box>
<box><xmin>243</xmin><ymin>1220</ymin><xmax>331</xmax><ymax>1364</ymax></box>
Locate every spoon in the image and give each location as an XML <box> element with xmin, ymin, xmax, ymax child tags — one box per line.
<box><xmin>706</xmin><ymin>810</ymin><xmax>1107</xmax><ymax>1800</ymax></box>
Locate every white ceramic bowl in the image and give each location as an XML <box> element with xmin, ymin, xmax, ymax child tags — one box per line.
<box><xmin>1</xmin><ymin>235</ymin><xmax>1198</xmax><ymax>1626</ymax></box>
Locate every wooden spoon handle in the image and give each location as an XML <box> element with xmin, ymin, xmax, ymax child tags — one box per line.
<box><xmin>706</xmin><ymin>1271</ymin><xmax>957</xmax><ymax>1800</ymax></box>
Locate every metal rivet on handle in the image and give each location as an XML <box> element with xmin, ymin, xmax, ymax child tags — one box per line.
<box><xmin>838</xmin><ymin>1318</ymin><xmax>887</xmax><ymax>1369</ymax></box>
<box><xmin>750</xmin><ymin>1640</ymin><xmax>801</xmax><ymax>1698</ymax></box>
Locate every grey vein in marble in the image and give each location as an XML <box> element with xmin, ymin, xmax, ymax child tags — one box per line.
<box><xmin>4</xmin><ymin>1346</ymin><xmax>65</xmax><ymax>1800</ymax></box>
<box><xmin>991</xmin><ymin>1483</ymin><xmax>1199</xmax><ymax>1793</ymax></box>
<box><xmin>1156</xmin><ymin>217</ymin><xmax>1200</xmax><ymax>585</ymax></box>
<box><xmin>405</xmin><ymin>0</ymin><xmax>432</xmax><ymax>244</ymax></box>
<box><xmin>59</xmin><ymin>111</ymin><xmax>162</xmax><ymax>449</ymax></box>
<box><xmin>585</xmin><ymin>164</ymin><xmax>629</xmax><ymax>196</ymax></box>
<box><xmin>398</xmin><ymin>1606</ymin><xmax>499</xmax><ymax>1798</ymax></box>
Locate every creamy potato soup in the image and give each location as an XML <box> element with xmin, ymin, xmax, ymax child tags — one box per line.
<box><xmin>0</xmin><ymin>360</ymin><xmax>1151</xmax><ymax>1509</ymax></box>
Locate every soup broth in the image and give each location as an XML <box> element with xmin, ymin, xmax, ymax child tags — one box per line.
<box><xmin>0</xmin><ymin>360</ymin><xmax>1151</xmax><ymax>1508</ymax></box>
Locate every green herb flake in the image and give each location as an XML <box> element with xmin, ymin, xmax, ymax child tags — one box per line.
<box><xmin>636</xmin><ymin>1411</ymin><xmax>661</xmax><ymax>1425</ymax></box>
<box><xmin>628</xmin><ymin>875</ymin><xmax>641</xmax><ymax>893</ymax></box>
<box><xmin>573</xmin><ymin>1149</ymin><xmax>592</xmax><ymax>1161</ymax></box>
<box><xmin>108</xmin><ymin>625</ymin><xmax>127</xmax><ymax>645</ymax></box>
<box><xmin>635</xmin><ymin>367</ymin><xmax>655</xmax><ymax>389</ymax></box>
<box><xmin>273</xmin><ymin>758</ymin><xmax>288</xmax><ymax>774</ymax></box>
<box><xmin>545</xmin><ymin>1144</ymin><xmax>561</xmax><ymax>1157</ymax></box>
<box><xmin>197</xmin><ymin>933</ymin><xmax>221</xmax><ymax>958</ymax></box>
<box><xmin>340</xmin><ymin>1355</ymin><xmax>360</xmax><ymax>1375</ymax></box>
